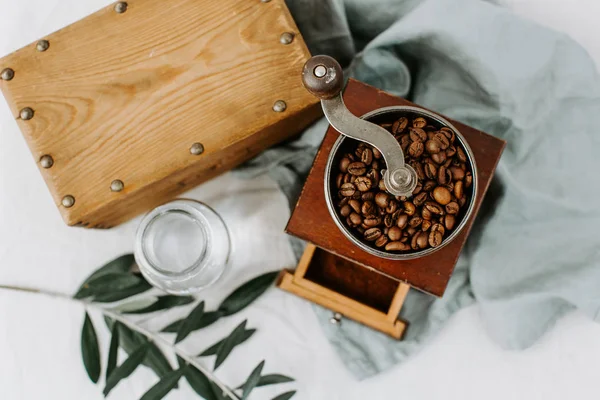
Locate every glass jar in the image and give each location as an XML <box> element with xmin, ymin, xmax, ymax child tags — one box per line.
<box><xmin>134</xmin><ymin>199</ymin><xmax>231</xmax><ymax>294</ymax></box>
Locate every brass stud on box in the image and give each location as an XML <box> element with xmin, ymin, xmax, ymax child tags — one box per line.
<box><xmin>329</xmin><ymin>312</ymin><xmax>343</xmax><ymax>325</ymax></box>
<box><xmin>20</xmin><ymin>107</ymin><xmax>34</xmax><ymax>120</ymax></box>
<box><xmin>279</xmin><ymin>32</ymin><xmax>294</xmax><ymax>45</ymax></box>
<box><xmin>111</xmin><ymin>179</ymin><xmax>124</xmax><ymax>192</ymax></box>
<box><xmin>40</xmin><ymin>155</ymin><xmax>54</xmax><ymax>169</ymax></box>
<box><xmin>1</xmin><ymin>68</ymin><xmax>14</xmax><ymax>81</ymax></box>
<box><xmin>62</xmin><ymin>195</ymin><xmax>75</xmax><ymax>208</ymax></box>
<box><xmin>272</xmin><ymin>100</ymin><xmax>287</xmax><ymax>112</ymax></box>
<box><xmin>115</xmin><ymin>2</ymin><xmax>128</xmax><ymax>13</ymax></box>
<box><xmin>189</xmin><ymin>142</ymin><xmax>204</xmax><ymax>155</ymax></box>
<box><xmin>36</xmin><ymin>40</ymin><xmax>50</xmax><ymax>52</ymax></box>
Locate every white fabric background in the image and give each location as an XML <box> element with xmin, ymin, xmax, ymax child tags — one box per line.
<box><xmin>1</xmin><ymin>0</ymin><xmax>599</xmax><ymax>399</ymax></box>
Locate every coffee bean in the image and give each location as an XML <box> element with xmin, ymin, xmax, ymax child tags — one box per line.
<box><xmin>424</xmin><ymin>201</ymin><xmax>444</xmax><ymax>215</ymax></box>
<box><xmin>392</xmin><ymin>117</ymin><xmax>409</xmax><ymax>134</ymax></box>
<box><xmin>454</xmin><ymin>180</ymin><xmax>464</xmax><ymax>199</ymax></box>
<box><xmin>457</xmin><ymin>146</ymin><xmax>467</xmax><ymax>163</ymax></box>
<box><xmin>372</xmin><ymin>160</ymin><xmax>379</xmax><ymax>170</ymax></box>
<box><xmin>413</xmin><ymin>117</ymin><xmax>427</xmax><ymax>128</ymax></box>
<box><xmin>362</xmin><ymin>201</ymin><xmax>376</xmax><ymax>216</ymax></box>
<box><xmin>396</xmin><ymin>214</ymin><xmax>408</xmax><ymax>229</ymax></box>
<box><xmin>425</xmin><ymin>139</ymin><xmax>442</xmax><ymax>154</ymax></box>
<box><xmin>355</xmin><ymin>143</ymin><xmax>366</xmax><ymax>158</ymax></box>
<box><xmin>411</xmin><ymin>233</ymin><xmax>420</xmax><ymax>250</ymax></box>
<box><xmin>423</xmin><ymin>180</ymin><xmax>437</xmax><ymax>192</ymax></box>
<box><xmin>355</xmin><ymin>176</ymin><xmax>372</xmax><ymax>192</ymax></box>
<box><xmin>348</xmin><ymin>199</ymin><xmax>361</xmax><ymax>213</ymax></box>
<box><xmin>363</xmin><ymin>216</ymin><xmax>381</xmax><ymax>227</ymax></box>
<box><xmin>352</xmin><ymin>191</ymin><xmax>362</xmax><ymax>200</ymax></box>
<box><xmin>386</xmin><ymin>200</ymin><xmax>399</xmax><ymax>214</ymax></box>
<box><xmin>440</xmin><ymin>127</ymin><xmax>455</xmax><ymax>143</ymax></box>
<box><xmin>350</xmin><ymin>175</ymin><xmax>357</xmax><ymax>183</ymax></box>
<box><xmin>445</xmin><ymin>201</ymin><xmax>459</xmax><ymax>215</ymax></box>
<box><xmin>422</xmin><ymin>207</ymin><xmax>432</xmax><ymax>220</ymax></box>
<box><xmin>433</xmin><ymin>186</ymin><xmax>452</xmax><ymax>205</ymax></box>
<box><xmin>465</xmin><ymin>171</ymin><xmax>473</xmax><ymax>188</ymax></box>
<box><xmin>375</xmin><ymin>192</ymin><xmax>390</xmax><ymax>208</ymax></box>
<box><xmin>406</xmin><ymin>227</ymin><xmax>417</xmax><ymax>236</ymax></box>
<box><xmin>431</xmin><ymin>151</ymin><xmax>447</xmax><ymax>165</ymax></box>
<box><xmin>421</xmin><ymin>220</ymin><xmax>432</xmax><ymax>231</ymax></box>
<box><xmin>431</xmin><ymin>223</ymin><xmax>445</xmax><ymax>236</ymax></box>
<box><xmin>429</xmin><ymin>230</ymin><xmax>443</xmax><ymax>247</ymax></box>
<box><xmin>412</xmin><ymin>181</ymin><xmax>423</xmax><ymax>195</ymax></box>
<box><xmin>458</xmin><ymin>196</ymin><xmax>467</xmax><ymax>207</ymax></box>
<box><xmin>409</xmin><ymin>141</ymin><xmax>425</xmax><ymax>158</ymax></box>
<box><xmin>446</xmin><ymin>146</ymin><xmax>457</xmax><ymax>157</ymax></box>
<box><xmin>409</xmin><ymin>128</ymin><xmax>427</xmax><ymax>142</ymax></box>
<box><xmin>340</xmin><ymin>205</ymin><xmax>351</xmax><ymax>217</ymax></box>
<box><xmin>433</xmin><ymin>133</ymin><xmax>450</xmax><ymax>149</ymax></box>
<box><xmin>413</xmin><ymin>192</ymin><xmax>428</xmax><ymax>206</ymax></box>
<box><xmin>386</xmin><ymin>241</ymin><xmax>410</xmax><ymax>251</ymax></box>
<box><xmin>378</xmin><ymin>179</ymin><xmax>387</xmax><ymax>191</ymax></box>
<box><xmin>362</xmin><ymin>192</ymin><xmax>375</xmax><ymax>202</ymax></box>
<box><xmin>348</xmin><ymin>162</ymin><xmax>367</xmax><ymax>176</ymax></box>
<box><xmin>384</xmin><ymin>214</ymin><xmax>395</xmax><ymax>228</ymax></box>
<box><xmin>443</xmin><ymin>214</ymin><xmax>456</xmax><ymax>230</ymax></box>
<box><xmin>343</xmin><ymin>173</ymin><xmax>352</xmax><ymax>184</ymax></box>
<box><xmin>344</xmin><ymin>153</ymin><xmax>355</xmax><ymax>161</ymax></box>
<box><xmin>410</xmin><ymin>161</ymin><xmax>426</xmax><ymax>180</ymax></box>
<box><xmin>378</xmin><ymin>206</ymin><xmax>387</xmax><ymax>216</ymax></box>
<box><xmin>336</xmin><ymin>173</ymin><xmax>343</xmax><ymax>188</ymax></box>
<box><xmin>361</xmin><ymin>148</ymin><xmax>373</xmax><ymax>165</ymax></box>
<box><xmin>417</xmin><ymin>231</ymin><xmax>429</xmax><ymax>249</ymax></box>
<box><xmin>364</xmin><ymin>227</ymin><xmax>382</xmax><ymax>241</ymax></box>
<box><xmin>449</xmin><ymin>166</ymin><xmax>464</xmax><ymax>180</ymax></box>
<box><xmin>375</xmin><ymin>235</ymin><xmax>389</xmax><ymax>248</ymax></box>
<box><xmin>399</xmin><ymin>134</ymin><xmax>411</xmax><ymax>152</ymax></box>
<box><xmin>349</xmin><ymin>212</ymin><xmax>362</xmax><ymax>226</ymax></box>
<box><xmin>339</xmin><ymin>183</ymin><xmax>355</xmax><ymax>197</ymax></box>
<box><xmin>373</xmin><ymin>147</ymin><xmax>382</xmax><ymax>159</ymax></box>
<box><xmin>403</xmin><ymin>201</ymin><xmax>416</xmax><ymax>216</ymax></box>
<box><xmin>424</xmin><ymin>160</ymin><xmax>438</xmax><ymax>179</ymax></box>
<box><xmin>339</xmin><ymin>157</ymin><xmax>350</xmax><ymax>173</ymax></box>
<box><xmin>388</xmin><ymin>226</ymin><xmax>402</xmax><ymax>241</ymax></box>
<box><xmin>409</xmin><ymin>216</ymin><xmax>423</xmax><ymax>228</ymax></box>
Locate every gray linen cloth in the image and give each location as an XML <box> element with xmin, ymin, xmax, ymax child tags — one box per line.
<box><xmin>237</xmin><ymin>0</ymin><xmax>600</xmax><ymax>378</ymax></box>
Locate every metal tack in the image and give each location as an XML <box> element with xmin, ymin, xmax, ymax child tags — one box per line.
<box><xmin>314</xmin><ymin>65</ymin><xmax>327</xmax><ymax>78</ymax></box>
<box><xmin>111</xmin><ymin>179</ymin><xmax>124</xmax><ymax>192</ymax></box>
<box><xmin>272</xmin><ymin>100</ymin><xmax>287</xmax><ymax>112</ymax></box>
<box><xmin>279</xmin><ymin>32</ymin><xmax>294</xmax><ymax>45</ymax></box>
<box><xmin>40</xmin><ymin>155</ymin><xmax>54</xmax><ymax>169</ymax></box>
<box><xmin>190</xmin><ymin>142</ymin><xmax>204</xmax><ymax>155</ymax></box>
<box><xmin>20</xmin><ymin>107</ymin><xmax>34</xmax><ymax>120</ymax></box>
<box><xmin>115</xmin><ymin>2</ymin><xmax>128</xmax><ymax>13</ymax></box>
<box><xmin>62</xmin><ymin>195</ymin><xmax>75</xmax><ymax>208</ymax></box>
<box><xmin>261</xmin><ymin>0</ymin><xmax>272</xmax><ymax>2</ymax></box>
<box><xmin>1</xmin><ymin>68</ymin><xmax>14</xmax><ymax>81</ymax></box>
<box><xmin>329</xmin><ymin>312</ymin><xmax>342</xmax><ymax>325</ymax></box>
<box><xmin>36</xmin><ymin>40</ymin><xmax>50</xmax><ymax>52</ymax></box>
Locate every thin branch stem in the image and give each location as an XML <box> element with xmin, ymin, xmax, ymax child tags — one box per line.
<box><xmin>0</xmin><ymin>284</ymin><xmax>238</xmax><ymax>400</ymax></box>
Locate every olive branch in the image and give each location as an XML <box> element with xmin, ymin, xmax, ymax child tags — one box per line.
<box><xmin>0</xmin><ymin>254</ymin><xmax>296</xmax><ymax>400</ymax></box>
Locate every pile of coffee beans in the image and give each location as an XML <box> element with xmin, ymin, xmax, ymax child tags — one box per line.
<box><xmin>334</xmin><ymin>115</ymin><xmax>473</xmax><ymax>252</ymax></box>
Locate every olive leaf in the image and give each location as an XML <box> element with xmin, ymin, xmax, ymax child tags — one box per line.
<box><xmin>74</xmin><ymin>254</ymin><xmax>136</xmax><ymax>298</ymax></box>
<box><xmin>177</xmin><ymin>357</ymin><xmax>217</xmax><ymax>400</ymax></box>
<box><xmin>105</xmin><ymin>322</ymin><xmax>120</xmax><ymax>381</ymax></box>
<box><xmin>218</xmin><ymin>272</ymin><xmax>278</xmax><ymax>316</ymax></box>
<box><xmin>75</xmin><ymin>273</ymin><xmax>144</xmax><ymax>300</ymax></box>
<box><xmin>105</xmin><ymin>317</ymin><xmax>174</xmax><ymax>380</ymax></box>
<box><xmin>93</xmin><ymin>280</ymin><xmax>152</xmax><ymax>303</ymax></box>
<box><xmin>123</xmin><ymin>295</ymin><xmax>195</xmax><ymax>314</ymax></box>
<box><xmin>175</xmin><ymin>301</ymin><xmax>205</xmax><ymax>344</ymax></box>
<box><xmin>111</xmin><ymin>297</ymin><xmax>158</xmax><ymax>313</ymax></box>
<box><xmin>241</xmin><ymin>360</ymin><xmax>265</xmax><ymax>400</ymax></box>
<box><xmin>271</xmin><ymin>391</ymin><xmax>296</xmax><ymax>400</ymax></box>
<box><xmin>161</xmin><ymin>311</ymin><xmax>222</xmax><ymax>333</ymax></box>
<box><xmin>81</xmin><ymin>312</ymin><xmax>101</xmax><ymax>384</ymax></box>
<box><xmin>236</xmin><ymin>374</ymin><xmax>294</xmax><ymax>389</ymax></box>
<box><xmin>139</xmin><ymin>367</ymin><xmax>186</xmax><ymax>400</ymax></box>
<box><xmin>200</xmin><ymin>328</ymin><xmax>256</xmax><ymax>357</ymax></box>
<box><xmin>103</xmin><ymin>342</ymin><xmax>150</xmax><ymax>396</ymax></box>
<box><xmin>209</xmin><ymin>381</ymin><xmax>235</xmax><ymax>400</ymax></box>
<box><xmin>213</xmin><ymin>320</ymin><xmax>251</xmax><ymax>370</ymax></box>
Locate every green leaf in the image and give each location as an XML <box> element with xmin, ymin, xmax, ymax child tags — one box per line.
<box><xmin>200</xmin><ymin>328</ymin><xmax>256</xmax><ymax>357</ymax></box>
<box><xmin>81</xmin><ymin>312</ymin><xmax>101</xmax><ymax>384</ymax></box>
<box><xmin>112</xmin><ymin>297</ymin><xmax>158</xmax><ymax>313</ymax></box>
<box><xmin>235</xmin><ymin>374</ymin><xmax>294</xmax><ymax>389</ymax></box>
<box><xmin>105</xmin><ymin>322</ymin><xmax>120</xmax><ymax>381</ymax></box>
<box><xmin>74</xmin><ymin>254</ymin><xmax>135</xmax><ymax>298</ymax></box>
<box><xmin>241</xmin><ymin>360</ymin><xmax>265</xmax><ymax>400</ymax></box>
<box><xmin>218</xmin><ymin>271</ymin><xmax>278</xmax><ymax>316</ymax></box>
<box><xmin>213</xmin><ymin>320</ymin><xmax>250</xmax><ymax>370</ymax></box>
<box><xmin>271</xmin><ymin>391</ymin><xmax>296</xmax><ymax>400</ymax></box>
<box><xmin>139</xmin><ymin>368</ymin><xmax>186</xmax><ymax>400</ymax></box>
<box><xmin>209</xmin><ymin>381</ymin><xmax>233</xmax><ymax>400</ymax></box>
<box><xmin>92</xmin><ymin>280</ymin><xmax>152</xmax><ymax>303</ymax></box>
<box><xmin>161</xmin><ymin>311</ymin><xmax>222</xmax><ymax>333</ymax></box>
<box><xmin>103</xmin><ymin>342</ymin><xmax>150</xmax><ymax>396</ymax></box>
<box><xmin>182</xmin><ymin>363</ymin><xmax>218</xmax><ymax>400</ymax></box>
<box><xmin>123</xmin><ymin>295</ymin><xmax>195</xmax><ymax>314</ymax></box>
<box><xmin>105</xmin><ymin>318</ymin><xmax>174</xmax><ymax>381</ymax></box>
<box><xmin>175</xmin><ymin>301</ymin><xmax>205</xmax><ymax>344</ymax></box>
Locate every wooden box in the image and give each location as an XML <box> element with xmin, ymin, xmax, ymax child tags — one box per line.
<box><xmin>278</xmin><ymin>79</ymin><xmax>505</xmax><ymax>337</ymax></box>
<box><xmin>0</xmin><ymin>0</ymin><xmax>321</xmax><ymax>228</ymax></box>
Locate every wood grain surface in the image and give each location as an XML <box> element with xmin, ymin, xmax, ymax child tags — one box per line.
<box><xmin>0</xmin><ymin>0</ymin><xmax>320</xmax><ymax>227</ymax></box>
<box><xmin>286</xmin><ymin>79</ymin><xmax>506</xmax><ymax>297</ymax></box>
